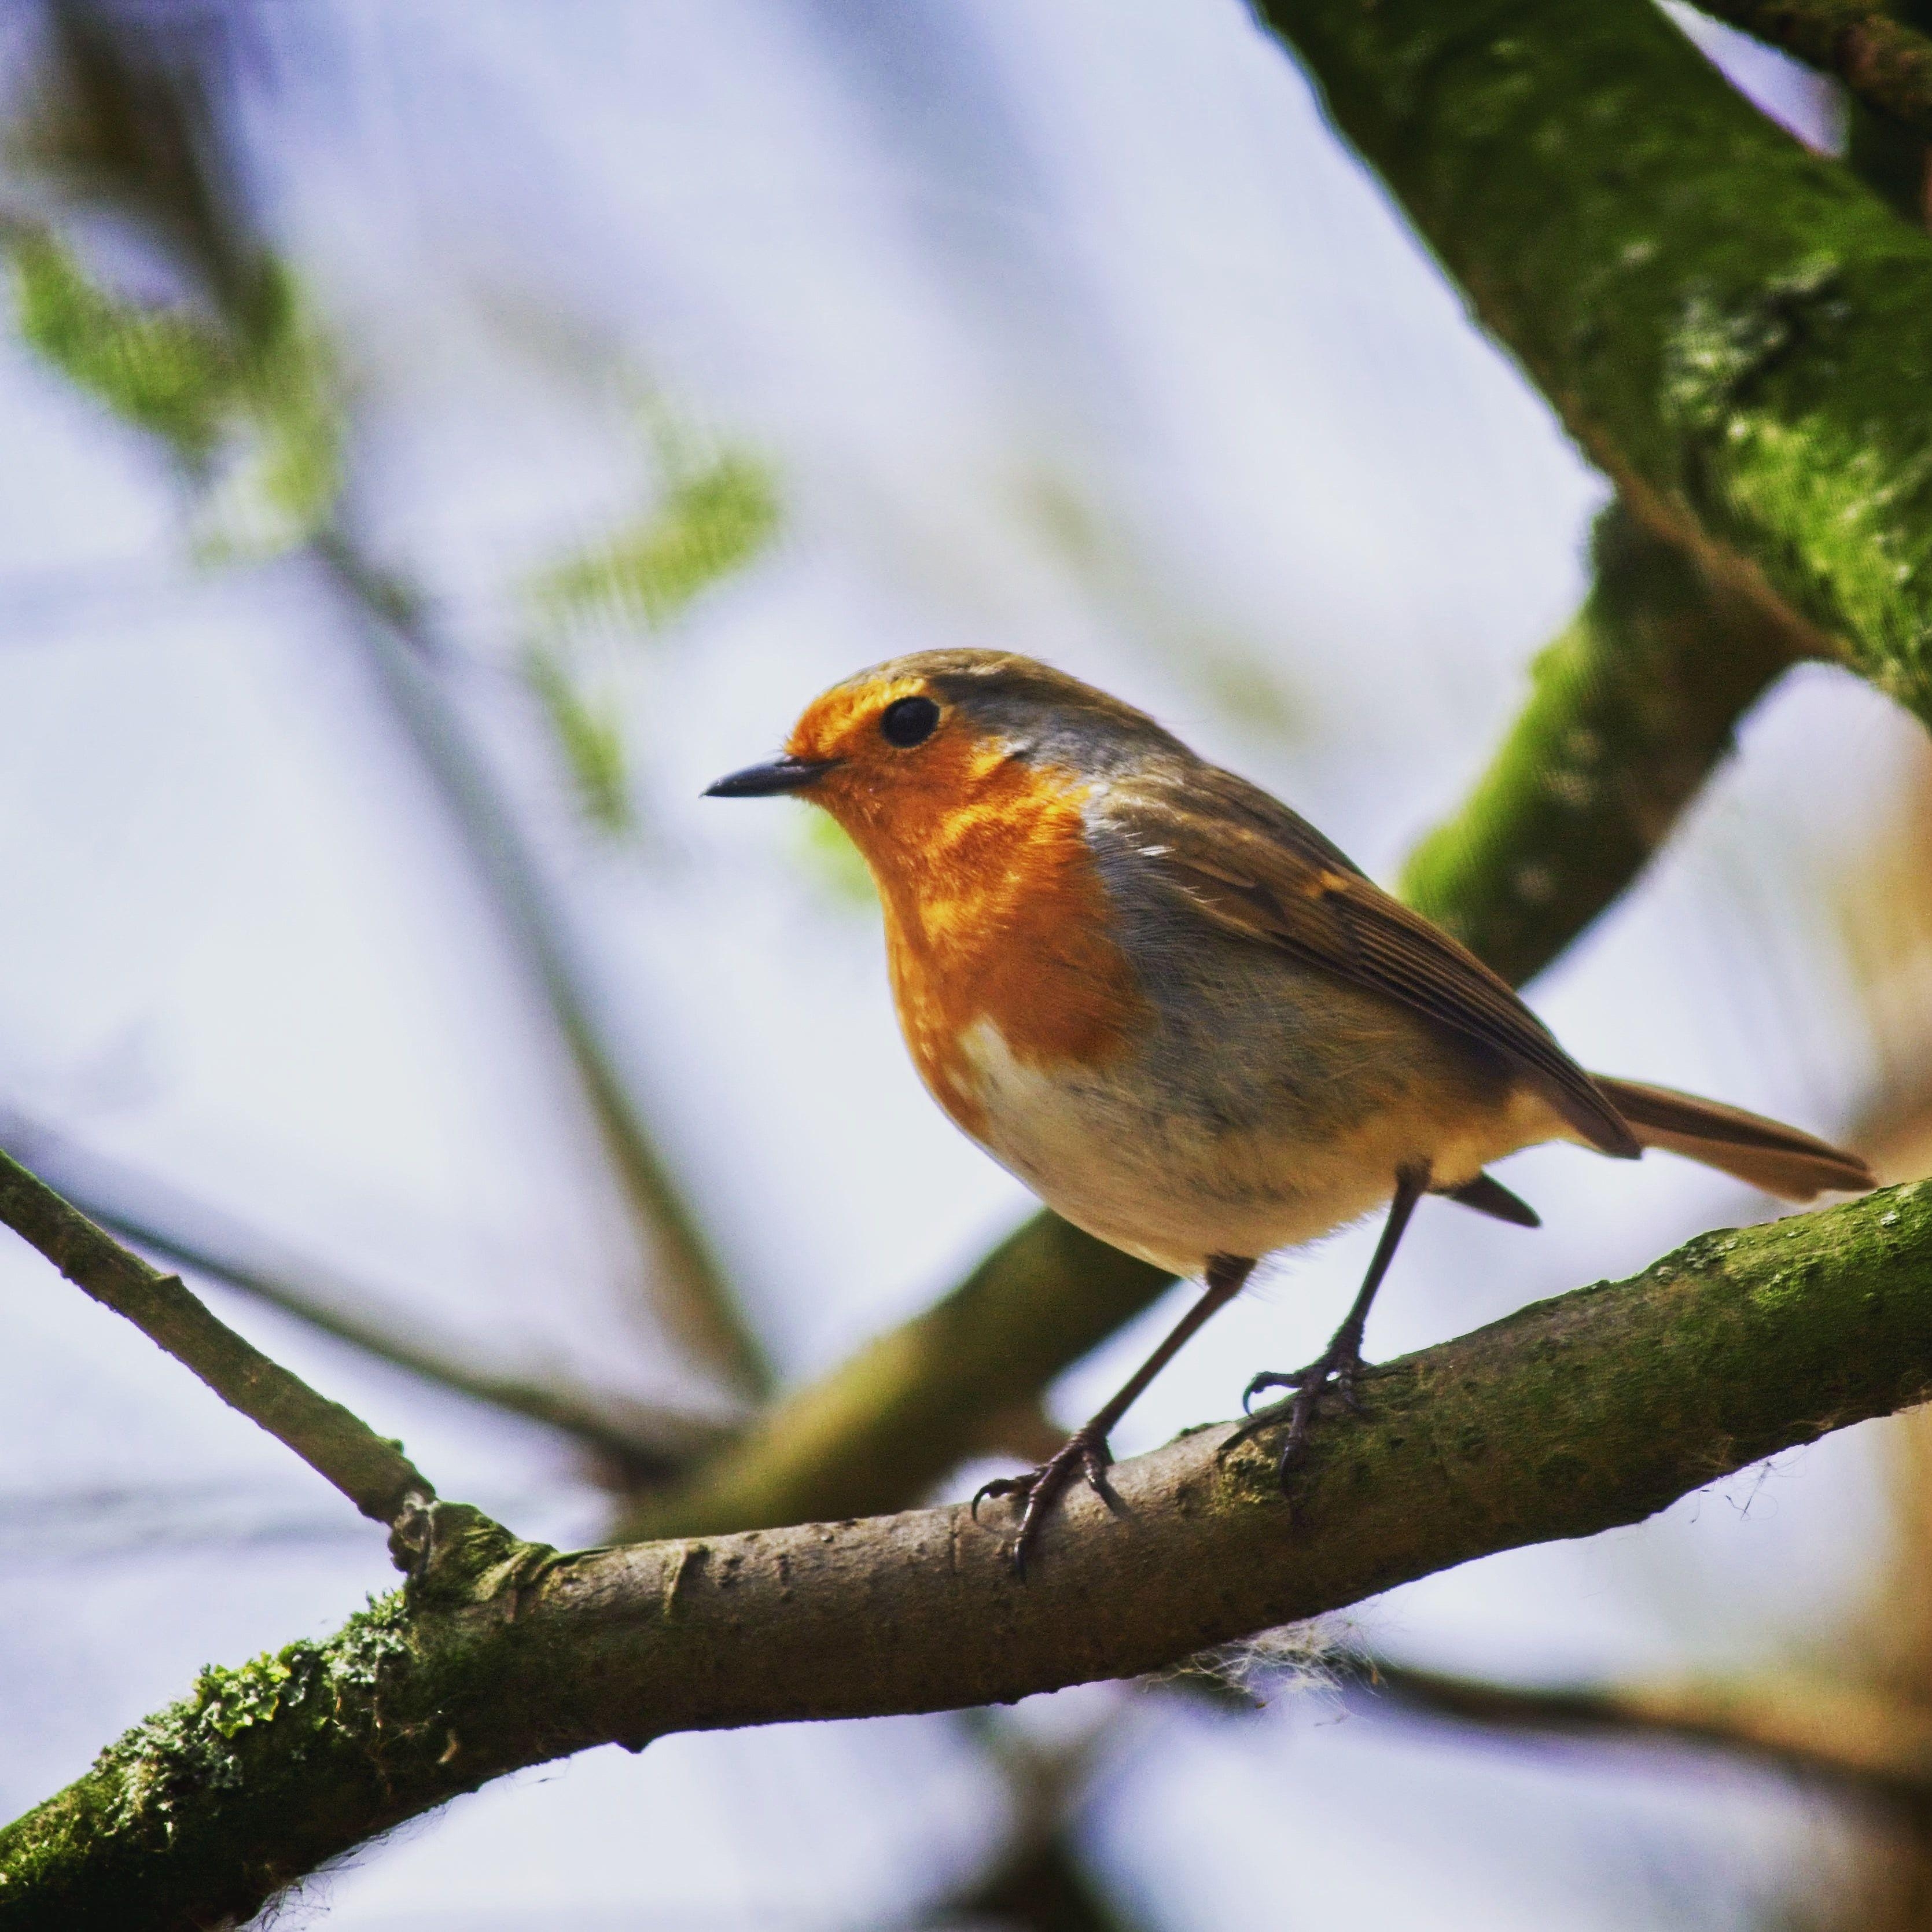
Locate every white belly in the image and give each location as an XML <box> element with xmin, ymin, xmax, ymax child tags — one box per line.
<box><xmin>948</xmin><ymin>1018</ymin><xmax>1568</xmax><ymax>1278</ymax></box>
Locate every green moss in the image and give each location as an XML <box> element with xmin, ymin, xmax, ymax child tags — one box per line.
<box><xmin>1253</xmin><ymin>0</ymin><xmax>1932</xmax><ymax>726</ymax></box>
<box><xmin>76</xmin><ymin>1591</ymin><xmax>411</xmax><ymax>1841</ymax></box>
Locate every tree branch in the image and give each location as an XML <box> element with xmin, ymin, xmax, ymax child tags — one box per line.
<box><xmin>3</xmin><ymin>1119</ymin><xmax>730</xmax><ymax>1484</ymax></box>
<box><xmin>617</xmin><ymin>1210</ymin><xmax>1171</xmax><ymax>1538</ymax></box>
<box><xmin>1252</xmin><ymin>0</ymin><xmax>1932</xmax><ymax>729</ymax></box>
<box><xmin>9</xmin><ymin>1179</ymin><xmax>1932</xmax><ymax>1930</ymax></box>
<box><xmin>10</xmin><ymin>7</ymin><xmax>772</xmax><ymax>1402</ymax></box>
<box><xmin>1361</xmin><ymin>1658</ymin><xmax>1932</xmax><ymax>1808</ymax></box>
<box><xmin>314</xmin><ymin>532</ymin><xmax>773</xmax><ymax>1400</ymax></box>
<box><xmin>0</xmin><ymin>1148</ymin><xmax>432</xmax><ymax>1530</ymax></box>
<box><xmin>1691</xmin><ymin>0</ymin><xmax>1932</xmax><ymax>143</ymax></box>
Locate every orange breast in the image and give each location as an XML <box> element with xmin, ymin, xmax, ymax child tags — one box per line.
<box><xmin>825</xmin><ymin>744</ymin><xmax>1150</xmax><ymax>1137</ymax></box>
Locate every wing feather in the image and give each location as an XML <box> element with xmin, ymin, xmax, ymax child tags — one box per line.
<box><xmin>1111</xmin><ymin>768</ymin><xmax>1640</xmax><ymax>1158</ymax></box>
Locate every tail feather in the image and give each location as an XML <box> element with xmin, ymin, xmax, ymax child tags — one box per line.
<box><xmin>1592</xmin><ymin>1075</ymin><xmax>1875</xmax><ymax>1202</ymax></box>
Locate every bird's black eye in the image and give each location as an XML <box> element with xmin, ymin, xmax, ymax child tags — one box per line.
<box><xmin>880</xmin><ymin>695</ymin><xmax>940</xmax><ymax>748</ymax></box>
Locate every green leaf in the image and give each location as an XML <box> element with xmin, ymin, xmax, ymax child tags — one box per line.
<box><xmin>9</xmin><ymin>230</ymin><xmax>236</xmax><ymax>456</ymax></box>
<box><xmin>241</xmin><ymin>260</ymin><xmax>343</xmax><ymax>534</ymax></box>
<box><xmin>196</xmin><ymin>260</ymin><xmax>344</xmax><ymax>558</ymax></box>
<box><xmin>533</xmin><ymin>448</ymin><xmax>780</xmax><ymax>631</ymax></box>
<box><xmin>525</xmin><ymin>646</ymin><xmax>634</xmax><ymax>834</ymax></box>
<box><xmin>9</xmin><ymin>234</ymin><xmax>344</xmax><ymax>555</ymax></box>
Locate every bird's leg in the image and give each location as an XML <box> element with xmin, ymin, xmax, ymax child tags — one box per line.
<box><xmin>974</xmin><ymin>1253</ymin><xmax>1255</xmax><ymax>1577</ymax></box>
<box><xmin>1221</xmin><ymin>1161</ymin><xmax>1430</xmax><ymax>1489</ymax></box>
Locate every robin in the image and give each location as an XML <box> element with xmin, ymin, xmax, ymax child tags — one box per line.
<box><xmin>707</xmin><ymin>649</ymin><xmax>1875</xmax><ymax>1572</ymax></box>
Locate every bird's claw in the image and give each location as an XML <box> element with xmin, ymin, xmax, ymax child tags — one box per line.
<box><xmin>971</xmin><ymin>1426</ymin><xmax>1117</xmax><ymax>1578</ymax></box>
<box><xmin>1241</xmin><ymin>1367</ymin><xmax>1304</xmax><ymax>1412</ymax></box>
<box><xmin>1218</xmin><ymin>1337</ymin><xmax>1372</xmax><ymax>1489</ymax></box>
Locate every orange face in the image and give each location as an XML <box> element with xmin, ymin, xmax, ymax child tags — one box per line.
<box><xmin>721</xmin><ymin>663</ymin><xmax>1151</xmax><ymax>1135</ymax></box>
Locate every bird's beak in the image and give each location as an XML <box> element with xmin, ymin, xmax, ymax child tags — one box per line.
<box><xmin>703</xmin><ymin>754</ymin><xmax>838</xmax><ymax>798</ymax></box>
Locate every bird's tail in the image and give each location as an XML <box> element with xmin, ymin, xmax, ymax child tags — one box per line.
<box><xmin>1591</xmin><ymin>1075</ymin><xmax>1876</xmax><ymax>1202</ymax></box>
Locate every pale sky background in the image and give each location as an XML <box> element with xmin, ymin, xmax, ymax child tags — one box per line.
<box><xmin>0</xmin><ymin>3</ymin><xmax>1912</xmax><ymax>1927</ymax></box>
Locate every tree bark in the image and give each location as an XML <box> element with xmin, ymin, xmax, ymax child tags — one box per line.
<box><xmin>0</xmin><ymin>1150</ymin><xmax>432</xmax><ymax>1528</ymax></box>
<box><xmin>1692</xmin><ymin>0</ymin><xmax>1932</xmax><ymax>142</ymax></box>
<box><xmin>1253</xmin><ymin>0</ymin><xmax>1932</xmax><ymax>723</ymax></box>
<box><xmin>8</xmin><ymin>1179</ymin><xmax>1932</xmax><ymax>1931</ymax></box>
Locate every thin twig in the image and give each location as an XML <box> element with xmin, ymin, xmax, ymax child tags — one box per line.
<box><xmin>13</xmin><ymin>7</ymin><xmax>772</xmax><ymax>1403</ymax></box>
<box><xmin>4</xmin><ymin>1118</ymin><xmax>732</xmax><ymax>1482</ymax></box>
<box><xmin>0</xmin><ymin>1146</ymin><xmax>432</xmax><ymax>1526</ymax></box>
<box><xmin>314</xmin><ymin>530</ymin><xmax>772</xmax><ymax>1399</ymax></box>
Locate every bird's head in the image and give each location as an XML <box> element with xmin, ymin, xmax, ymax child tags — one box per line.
<box><xmin>704</xmin><ymin>649</ymin><xmax>1181</xmax><ymax>870</ymax></box>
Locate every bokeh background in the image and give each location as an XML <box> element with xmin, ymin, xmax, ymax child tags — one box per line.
<box><xmin>3</xmin><ymin>3</ymin><xmax>1930</xmax><ymax>1926</ymax></box>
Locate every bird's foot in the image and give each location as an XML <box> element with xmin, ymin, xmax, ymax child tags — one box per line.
<box><xmin>1217</xmin><ymin>1332</ymin><xmax>1371</xmax><ymax>1491</ymax></box>
<box><xmin>971</xmin><ymin>1423</ymin><xmax>1118</xmax><ymax>1578</ymax></box>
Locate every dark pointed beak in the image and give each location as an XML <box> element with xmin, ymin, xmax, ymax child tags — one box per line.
<box><xmin>703</xmin><ymin>754</ymin><xmax>838</xmax><ymax>798</ymax></box>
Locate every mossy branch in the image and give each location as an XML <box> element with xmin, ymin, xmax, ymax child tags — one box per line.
<box><xmin>10</xmin><ymin>1181</ymin><xmax>1932</xmax><ymax>1930</ymax></box>
<box><xmin>0</xmin><ymin>1148</ymin><xmax>433</xmax><ymax>1529</ymax></box>
<box><xmin>1252</xmin><ymin>0</ymin><xmax>1932</xmax><ymax>723</ymax></box>
<box><xmin>1691</xmin><ymin>0</ymin><xmax>1932</xmax><ymax>142</ymax></box>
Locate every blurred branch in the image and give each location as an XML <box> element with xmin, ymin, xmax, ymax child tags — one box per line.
<box><xmin>920</xmin><ymin>1710</ymin><xmax>1141</xmax><ymax>1932</ymax></box>
<box><xmin>13</xmin><ymin>1178</ymin><xmax>1932</xmax><ymax>1927</ymax></box>
<box><xmin>927</xmin><ymin>1835</ymin><xmax>1134</xmax><ymax>1932</ymax></box>
<box><xmin>1252</xmin><ymin>0</ymin><xmax>1932</xmax><ymax>727</ymax></box>
<box><xmin>21</xmin><ymin>3</ymin><xmax>252</xmax><ymax>309</ymax></box>
<box><xmin>316</xmin><ymin>531</ymin><xmax>772</xmax><ymax>1398</ymax></box>
<box><xmin>3</xmin><ymin>1119</ymin><xmax>728</xmax><ymax>1482</ymax></box>
<box><xmin>3</xmin><ymin>5</ymin><xmax>769</xmax><ymax>1398</ymax></box>
<box><xmin>617</xmin><ymin>1210</ymin><xmax>1172</xmax><ymax>1539</ymax></box>
<box><xmin>1401</xmin><ymin>498</ymin><xmax>1805</xmax><ymax>984</ymax></box>
<box><xmin>1690</xmin><ymin>0</ymin><xmax>1932</xmax><ymax>142</ymax></box>
<box><xmin>0</xmin><ymin>1146</ymin><xmax>432</xmax><ymax>1529</ymax></box>
<box><xmin>1362</xmin><ymin>1657</ymin><xmax>1932</xmax><ymax>1809</ymax></box>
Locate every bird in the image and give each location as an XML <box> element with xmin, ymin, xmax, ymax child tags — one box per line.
<box><xmin>705</xmin><ymin>649</ymin><xmax>1876</xmax><ymax>1573</ymax></box>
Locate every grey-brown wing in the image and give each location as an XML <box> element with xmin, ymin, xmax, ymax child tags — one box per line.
<box><xmin>1112</xmin><ymin>768</ymin><xmax>1640</xmax><ymax>1157</ymax></box>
